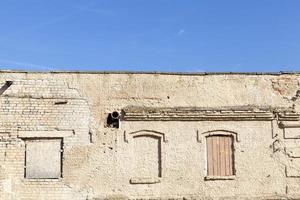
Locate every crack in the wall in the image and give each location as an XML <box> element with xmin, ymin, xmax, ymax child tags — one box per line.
<box><xmin>66</xmin><ymin>81</ymin><xmax>98</xmax><ymax>145</ymax></box>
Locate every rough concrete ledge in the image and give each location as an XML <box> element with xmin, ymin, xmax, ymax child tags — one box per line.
<box><xmin>122</xmin><ymin>105</ymin><xmax>299</xmax><ymax>121</ymax></box>
<box><xmin>0</xmin><ymin>70</ymin><xmax>300</xmax><ymax>75</ymax></box>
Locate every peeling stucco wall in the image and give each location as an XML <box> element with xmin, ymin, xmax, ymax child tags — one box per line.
<box><xmin>0</xmin><ymin>71</ymin><xmax>300</xmax><ymax>200</ymax></box>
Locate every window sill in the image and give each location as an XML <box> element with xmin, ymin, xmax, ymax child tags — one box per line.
<box><xmin>23</xmin><ymin>178</ymin><xmax>62</xmax><ymax>182</ymax></box>
<box><xmin>204</xmin><ymin>175</ymin><xmax>235</xmax><ymax>181</ymax></box>
<box><xmin>130</xmin><ymin>177</ymin><xmax>161</xmax><ymax>184</ymax></box>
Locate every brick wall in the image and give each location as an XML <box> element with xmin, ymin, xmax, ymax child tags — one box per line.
<box><xmin>0</xmin><ymin>72</ymin><xmax>299</xmax><ymax>200</ymax></box>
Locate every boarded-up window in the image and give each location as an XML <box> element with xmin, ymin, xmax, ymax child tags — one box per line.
<box><xmin>133</xmin><ymin>135</ymin><xmax>162</xmax><ymax>178</ymax></box>
<box><xmin>25</xmin><ymin>139</ymin><xmax>62</xmax><ymax>179</ymax></box>
<box><xmin>206</xmin><ymin>135</ymin><xmax>234</xmax><ymax>176</ymax></box>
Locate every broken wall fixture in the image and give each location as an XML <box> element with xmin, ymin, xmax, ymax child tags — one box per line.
<box><xmin>0</xmin><ymin>72</ymin><xmax>300</xmax><ymax>200</ymax></box>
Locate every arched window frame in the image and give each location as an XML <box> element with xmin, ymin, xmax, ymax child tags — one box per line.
<box><xmin>127</xmin><ymin>129</ymin><xmax>167</xmax><ymax>143</ymax></box>
<box><xmin>200</xmin><ymin>130</ymin><xmax>239</xmax><ymax>143</ymax></box>
<box><xmin>126</xmin><ymin>130</ymin><xmax>166</xmax><ymax>184</ymax></box>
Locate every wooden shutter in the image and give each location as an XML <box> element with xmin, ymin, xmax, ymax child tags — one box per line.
<box><xmin>206</xmin><ymin>135</ymin><xmax>233</xmax><ymax>176</ymax></box>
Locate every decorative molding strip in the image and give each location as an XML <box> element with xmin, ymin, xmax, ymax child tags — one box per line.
<box><xmin>204</xmin><ymin>175</ymin><xmax>235</xmax><ymax>181</ymax></box>
<box><xmin>122</xmin><ymin>106</ymin><xmax>299</xmax><ymax>122</ymax></box>
<box><xmin>201</xmin><ymin>130</ymin><xmax>240</xmax><ymax>142</ymax></box>
<box><xmin>130</xmin><ymin>177</ymin><xmax>161</xmax><ymax>184</ymax></box>
<box><xmin>278</xmin><ymin>112</ymin><xmax>300</xmax><ymax>121</ymax></box>
<box><xmin>18</xmin><ymin>130</ymin><xmax>73</xmax><ymax>138</ymax></box>
<box><xmin>128</xmin><ymin>130</ymin><xmax>168</xmax><ymax>143</ymax></box>
<box><xmin>279</xmin><ymin>122</ymin><xmax>300</xmax><ymax>128</ymax></box>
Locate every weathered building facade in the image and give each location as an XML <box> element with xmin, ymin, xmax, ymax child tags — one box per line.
<box><xmin>0</xmin><ymin>71</ymin><xmax>300</xmax><ymax>200</ymax></box>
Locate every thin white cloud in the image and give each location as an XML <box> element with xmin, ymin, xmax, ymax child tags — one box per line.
<box><xmin>19</xmin><ymin>14</ymin><xmax>74</xmax><ymax>35</ymax></box>
<box><xmin>77</xmin><ymin>7</ymin><xmax>115</xmax><ymax>16</ymax></box>
<box><xmin>0</xmin><ymin>58</ymin><xmax>55</xmax><ymax>71</ymax></box>
<box><xmin>162</xmin><ymin>28</ymin><xmax>186</xmax><ymax>42</ymax></box>
<box><xmin>0</xmin><ymin>2</ymin><xmax>113</xmax><ymax>41</ymax></box>
<box><xmin>177</xmin><ymin>29</ymin><xmax>185</xmax><ymax>36</ymax></box>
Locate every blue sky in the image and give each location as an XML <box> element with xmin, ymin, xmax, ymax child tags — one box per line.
<box><xmin>0</xmin><ymin>0</ymin><xmax>299</xmax><ymax>72</ymax></box>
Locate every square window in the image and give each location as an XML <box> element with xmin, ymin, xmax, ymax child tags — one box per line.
<box><xmin>25</xmin><ymin>139</ymin><xmax>62</xmax><ymax>179</ymax></box>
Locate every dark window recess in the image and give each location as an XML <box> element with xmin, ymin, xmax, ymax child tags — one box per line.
<box><xmin>54</xmin><ymin>101</ymin><xmax>68</xmax><ymax>105</ymax></box>
<box><xmin>106</xmin><ymin>111</ymin><xmax>120</xmax><ymax>128</ymax></box>
<box><xmin>0</xmin><ymin>81</ymin><xmax>13</xmax><ymax>95</ymax></box>
<box><xmin>89</xmin><ymin>131</ymin><xmax>93</xmax><ymax>143</ymax></box>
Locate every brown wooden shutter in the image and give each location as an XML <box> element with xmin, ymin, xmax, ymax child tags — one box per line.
<box><xmin>207</xmin><ymin>135</ymin><xmax>233</xmax><ymax>176</ymax></box>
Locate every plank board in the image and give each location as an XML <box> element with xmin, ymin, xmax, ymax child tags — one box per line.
<box><xmin>207</xmin><ymin>135</ymin><xmax>233</xmax><ymax>176</ymax></box>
